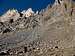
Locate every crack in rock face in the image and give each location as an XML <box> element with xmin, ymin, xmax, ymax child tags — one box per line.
<box><xmin>0</xmin><ymin>0</ymin><xmax>75</xmax><ymax>56</ymax></box>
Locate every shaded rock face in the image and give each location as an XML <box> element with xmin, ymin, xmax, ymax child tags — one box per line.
<box><xmin>0</xmin><ymin>0</ymin><xmax>75</xmax><ymax>56</ymax></box>
<box><xmin>73</xmin><ymin>0</ymin><xmax>75</xmax><ymax>1</ymax></box>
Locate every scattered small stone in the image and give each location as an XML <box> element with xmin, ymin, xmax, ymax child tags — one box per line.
<box><xmin>33</xmin><ymin>47</ymin><xmax>35</xmax><ymax>50</ymax></box>
<box><xmin>0</xmin><ymin>50</ymin><xmax>9</xmax><ymax>55</ymax></box>
<box><xmin>0</xmin><ymin>0</ymin><xmax>74</xmax><ymax>56</ymax></box>
<box><xmin>9</xmin><ymin>19</ymin><xmax>14</xmax><ymax>23</ymax></box>
<box><xmin>19</xmin><ymin>53</ymin><xmax>23</xmax><ymax>55</ymax></box>
<box><xmin>3</xmin><ymin>28</ymin><xmax>11</xmax><ymax>33</ymax></box>
<box><xmin>24</xmin><ymin>47</ymin><xmax>28</xmax><ymax>53</ymax></box>
<box><xmin>10</xmin><ymin>52</ymin><xmax>13</xmax><ymax>55</ymax></box>
<box><xmin>37</xmin><ymin>48</ymin><xmax>40</xmax><ymax>50</ymax></box>
<box><xmin>55</xmin><ymin>46</ymin><xmax>58</xmax><ymax>49</ymax></box>
<box><xmin>18</xmin><ymin>51</ymin><xmax>23</xmax><ymax>54</ymax></box>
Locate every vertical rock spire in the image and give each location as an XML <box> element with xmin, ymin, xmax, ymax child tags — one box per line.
<box><xmin>54</xmin><ymin>0</ymin><xmax>63</xmax><ymax>5</ymax></box>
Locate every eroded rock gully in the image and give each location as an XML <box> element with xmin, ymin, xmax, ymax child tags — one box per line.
<box><xmin>0</xmin><ymin>0</ymin><xmax>75</xmax><ymax>56</ymax></box>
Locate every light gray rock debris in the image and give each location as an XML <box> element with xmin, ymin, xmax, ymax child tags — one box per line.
<box><xmin>0</xmin><ymin>0</ymin><xmax>75</xmax><ymax>56</ymax></box>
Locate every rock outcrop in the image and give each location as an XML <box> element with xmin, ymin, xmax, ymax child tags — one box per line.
<box><xmin>0</xmin><ymin>9</ymin><xmax>20</xmax><ymax>22</ymax></box>
<box><xmin>0</xmin><ymin>8</ymin><xmax>36</xmax><ymax>23</ymax></box>
<box><xmin>21</xmin><ymin>8</ymin><xmax>35</xmax><ymax>17</ymax></box>
<box><xmin>0</xmin><ymin>0</ymin><xmax>75</xmax><ymax>56</ymax></box>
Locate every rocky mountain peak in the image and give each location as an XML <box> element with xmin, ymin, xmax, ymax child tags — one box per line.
<box><xmin>0</xmin><ymin>8</ymin><xmax>37</xmax><ymax>22</ymax></box>
<box><xmin>54</xmin><ymin>0</ymin><xmax>63</xmax><ymax>5</ymax></box>
<box><xmin>21</xmin><ymin>8</ymin><xmax>35</xmax><ymax>17</ymax></box>
<box><xmin>0</xmin><ymin>0</ymin><xmax>75</xmax><ymax>56</ymax></box>
<box><xmin>0</xmin><ymin>9</ymin><xmax>20</xmax><ymax>22</ymax></box>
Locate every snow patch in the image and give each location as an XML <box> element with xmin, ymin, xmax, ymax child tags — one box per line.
<box><xmin>54</xmin><ymin>0</ymin><xmax>64</xmax><ymax>5</ymax></box>
<box><xmin>0</xmin><ymin>8</ymin><xmax>37</xmax><ymax>22</ymax></box>
<box><xmin>21</xmin><ymin>8</ymin><xmax>35</xmax><ymax>17</ymax></box>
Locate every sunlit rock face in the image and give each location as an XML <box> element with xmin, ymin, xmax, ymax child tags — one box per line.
<box><xmin>21</xmin><ymin>8</ymin><xmax>35</xmax><ymax>17</ymax></box>
<box><xmin>0</xmin><ymin>8</ymin><xmax>36</xmax><ymax>22</ymax></box>
<box><xmin>54</xmin><ymin>0</ymin><xmax>64</xmax><ymax>5</ymax></box>
<box><xmin>0</xmin><ymin>9</ymin><xmax>20</xmax><ymax>22</ymax></box>
<box><xmin>0</xmin><ymin>0</ymin><xmax>75</xmax><ymax>56</ymax></box>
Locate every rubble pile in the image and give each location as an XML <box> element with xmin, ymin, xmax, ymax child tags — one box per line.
<box><xmin>0</xmin><ymin>0</ymin><xmax>75</xmax><ymax>56</ymax></box>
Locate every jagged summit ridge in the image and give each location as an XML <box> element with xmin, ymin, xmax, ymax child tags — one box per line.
<box><xmin>0</xmin><ymin>0</ymin><xmax>65</xmax><ymax>22</ymax></box>
<box><xmin>0</xmin><ymin>9</ymin><xmax>20</xmax><ymax>22</ymax></box>
<box><xmin>0</xmin><ymin>0</ymin><xmax>73</xmax><ymax>23</ymax></box>
<box><xmin>0</xmin><ymin>0</ymin><xmax>75</xmax><ymax>56</ymax></box>
<box><xmin>21</xmin><ymin>8</ymin><xmax>35</xmax><ymax>17</ymax></box>
<box><xmin>0</xmin><ymin>8</ymin><xmax>38</xmax><ymax>22</ymax></box>
<box><xmin>54</xmin><ymin>0</ymin><xmax>64</xmax><ymax>5</ymax></box>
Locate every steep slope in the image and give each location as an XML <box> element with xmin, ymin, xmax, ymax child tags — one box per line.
<box><xmin>0</xmin><ymin>0</ymin><xmax>75</xmax><ymax>56</ymax></box>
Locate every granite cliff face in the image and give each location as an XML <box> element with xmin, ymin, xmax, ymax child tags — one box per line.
<box><xmin>0</xmin><ymin>0</ymin><xmax>75</xmax><ymax>56</ymax></box>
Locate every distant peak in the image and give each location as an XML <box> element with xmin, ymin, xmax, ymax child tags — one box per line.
<box><xmin>21</xmin><ymin>8</ymin><xmax>35</xmax><ymax>17</ymax></box>
<box><xmin>0</xmin><ymin>8</ymin><xmax>38</xmax><ymax>22</ymax></box>
<box><xmin>54</xmin><ymin>0</ymin><xmax>64</xmax><ymax>5</ymax></box>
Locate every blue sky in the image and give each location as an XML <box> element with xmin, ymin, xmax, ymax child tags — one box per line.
<box><xmin>0</xmin><ymin>0</ymin><xmax>55</xmax><ymax>15</ymax></box>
